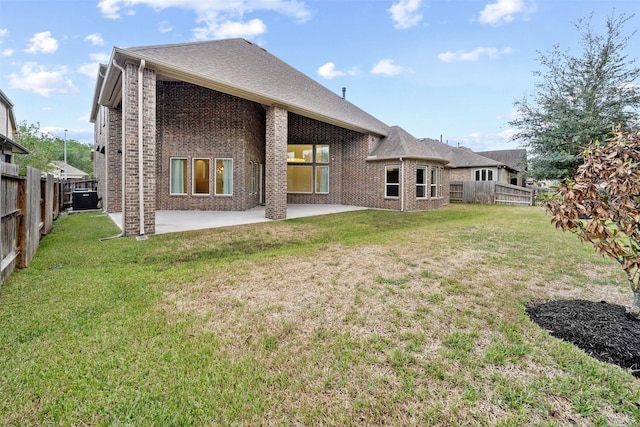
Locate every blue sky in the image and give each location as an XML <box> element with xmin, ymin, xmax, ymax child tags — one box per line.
<box><xmin>1</xmin><ymin>0</ymin><xmax>639</xmax><ymax>151</ymax></box>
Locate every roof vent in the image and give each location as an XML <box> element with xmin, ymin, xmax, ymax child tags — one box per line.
<box><xmin>342</xmin><ymin>87</ymin><xmax>346</xmax><ymax>99</ymax></box>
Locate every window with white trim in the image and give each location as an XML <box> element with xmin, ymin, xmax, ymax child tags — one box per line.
<box><xmin>430</xmin><ymin>166</ymin><xmax>439</xmax><ymax>198</ymax></box>
<box><xmin>286</xmin><ymin>144</ymin><xmax>330</xmax><ymax>194</ymax></box>
<box><xmin>215</xmin><ymin>158</ymin><xmax>233</xmax><ymax>195</ymax></box>
<box><xmin>193</xmin><ymin>158</ymin><xmax>210</xmax><ymax>195</ymax></box>
<box><xmin>416</xmin><ymin>166</ymin><xmax>427</xmax><ymax>199</ymax></box>
<box><xmin>474</xmin><ymin>168</ymin><xmax>494</xmax><ymax>181</ymax></box>
<box><xmin>385</xmin><ymin>165</ymin><xmax>400</xmax><ymax>198</ymax></box>
<box><xmin>170</xmin><ymin>157</ymin><xmax>187</xmax><ymax>195</ymax></box>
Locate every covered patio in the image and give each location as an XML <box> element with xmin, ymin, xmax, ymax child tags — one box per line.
<box><xmin>108</xmin><ymin>204</ymin><xmax>367</xmax><ymax>235</ymax></box>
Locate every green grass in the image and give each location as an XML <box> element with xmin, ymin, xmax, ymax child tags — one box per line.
<box><xmin>1</xmin><ymin>204</ymin><xmax>638</xmax><ymax>426</ymax></box>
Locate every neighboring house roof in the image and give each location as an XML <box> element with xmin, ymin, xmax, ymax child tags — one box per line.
<box><xmin>368</xmin><ymin>126</ymin><xmax>447</xmax><ymax>163</ymax></box>
<box><xmin>0</xmin><ymin>89</ymin><xmax>28</xmax><ymax>155</ymax></box>
<box><xmin>476</xmin><ymin>149</ymin><xmax>527</xmax><ymax>172</ymax></box>
<box><xmin>92</xmin><ymin>38</ymin><xmax>389</xmax><ymax>136</ymax></box>
<box><xmin>425</xmin><ymin>139</ymin><xmax>504</xmax><ymax>169</ymax></box>
<box><xmin>51</xmin><ymin>161</ymin><xmax>89</xmax><ymax>179</ymax></box>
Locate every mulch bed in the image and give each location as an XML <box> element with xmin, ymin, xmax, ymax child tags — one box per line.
<box><xmin>526</xmin><ymin>299</ymin><xmax>640</xmax><ymax>377</ymax></box>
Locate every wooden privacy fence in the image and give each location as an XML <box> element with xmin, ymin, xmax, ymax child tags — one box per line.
<box><xmin>0</xmin><ymin>163</ymin><xmax>98</xmax><ymax>287</ymax></box>
<box><xmin>450</xmin><ymin>181</ymin><xmax>534</xmax><ymax>206</ymax></box>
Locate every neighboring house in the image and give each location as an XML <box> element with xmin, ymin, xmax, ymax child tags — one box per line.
<box><xmin>476</xmin><ymin>149</ymin><xmax>527</xmax><ymax>186</ymax></box>
<box><xmin>0</xmin><ymin>89</ymin><xmax>29</xmax><ymax>163</ymax></box>
<box><xmin>426</xmin><ymin>138</ymin><xmax>521</xmax><ymax>185</ymax></box>
<box><xmin>90</xmin><ymin>38</ymin><xmax>449</xmax><ymax>237</ymax></box>
<box><xmin>49</xmin><ymin>161</ymin><xmax>89</xmax><ymax>180</ymax></box>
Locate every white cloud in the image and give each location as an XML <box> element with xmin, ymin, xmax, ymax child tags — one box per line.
<box><xmin>78</xmin><ymin>63</ymin><xmax>100</xmax><ymax>78</ymax></box>
<box><xmin>388</xmin><ymin>0</ymin><xmax>423</xmax><ymax>29</ymax></box>
<box><xmin>438</xmin><ymin>47</ymin><xmax>512</xmax><ymax>62</ymax></box>
<box><xmin>317</xmin><ymin>62</ymin><xmax>360</xmax><ymax>79</ymax></box>
<box><xmin>77</xmin><ymin>53</ymin><xmax>110</xmax><ymax>78</ymax></box>
<box><xmin>194</xmin><ymin>18</ymin><xmax>267</xmax><ymax>40</ymax></box>
<box><xmin>0</xmin><ymin>28</ymin><xmax>8</xmax><ymax>41</ymax></box>
<box><xmin>25</xmin><ymin>31</ymin><xmax>58</xmax><ymax>53</ymax></box>
<box><xmin>371</xmin><ymin>59</ymin><xmax>404</xmax><ymax>76</ymax></box>
<box><xmin>90</xmin><ymin>52</ymin><xmax>110</xmax><ymax>62</ymax></box>
<box><xmin>7</xmin><ymin>62</ymin><xmax>78</xmax><ymax>96</ymax></box>
<box><xmin>97</xmin><ymin>0</ymin><xmax>312</xmax><ymax>40</ymax></box>
<box><xmin>478</xmin><ymin>0</ymin><xmax>534</xmax><ymax>26</ymax></box>
<box><xmin>158</xmin><ymin>20</ymin><xmax>174</xmax><ymax>33</ymax></box>
<box><xmin>2</xmin><ymin>49</ymin><xmax>13</xmax><ymax>57</ymax></box>
<box><xmin>85</xmin><ymin>33</ymin><xmax>104</xmax><ymax>46</ymax></box>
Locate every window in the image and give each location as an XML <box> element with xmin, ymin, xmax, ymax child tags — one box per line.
<box><xmin>287</xmin><ymin>145</ymin><xmax>313</xmax><ymax>163</ymax></box>
<box><xmin>193</xmin><ymin>158</ymin><xmax>210</xmax><ymax>195</ymax></box>
<box><xmin>430</xmin><ymin>166</ymin><xmax>439</xmax><ymax>198</ymax></box>
<box><xmin>316</xmin><ymin>145</ymin><xmax>329</xmax><ymax>163</ymax></box>
<box><xmin>386</xmin><ymin>165</ymin><xmax>400</xmax><ymax>198</ymax></box>
<box><xmin>215</xmin><ymin>158</ymin><xmax>233</xmax><ymax>195</ymax></box>
<box><xmin>170</xmin><ymin>158</ymin><xmax>187</xmax><ymax>195</ymax></box>
<box><xmin>416</xmin><ymin>166</ymin><xmax>427</xmax><ymax>198</ymax></box>
<box><xmin>316</xmin><ymin>166</ymin><xmax>329</xmax><ymax>193</ymax></box>
<box><xmin>286</xmin><ymin>144</ymin><xmax>330</xmax><ymax>194</ymax></box>
<box><xmin>475</xmin><ymin>169</ymin><xmax>494</xmax><ymax>181</ymax></box>
<box><xmin>287</xmin><ymin>165</ymin><xmax>313</xmax><ymax>193</ymax></box>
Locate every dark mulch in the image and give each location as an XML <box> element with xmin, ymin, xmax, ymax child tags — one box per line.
<box><xmin>526</xmin><ymin>299</ymin><xmax>640</xmax><ymax>377</ymax></box>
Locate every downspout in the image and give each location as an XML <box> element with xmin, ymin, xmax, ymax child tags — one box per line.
<box><xmin>101</xmin><ymin>59</ymin><xmax>127</xmax><ymax>241</ymax></box>
<box><xmin>400</xmin><ymin>157</ymin><xmax>405</xmax><ymax>212</ymax></box>
<box><xmin>138</xmin><ymin>59</ymin><xmax>145</xmax><ymax>236</ymax></box>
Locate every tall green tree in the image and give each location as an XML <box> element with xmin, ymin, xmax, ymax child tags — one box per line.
<box><xmin>13</xmin><ymin>121</ymin><xmax>93</xmax><ymax>176</ymax></box>
<box><xmin>510</xmin><ymin>12</ymin><xmax>640</xmax><ymax>180</ymax></box>
<box><xmin>13</xmin><ymin>121</ymin><xmax>57</xmax><ymax>175</ymax></box>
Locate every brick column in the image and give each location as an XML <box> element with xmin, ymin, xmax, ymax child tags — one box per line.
<box><xmin>265</xmin><ymin>106</ymin><xmax>287</xmax><ymax>220</ymax></box>
<box><xmin>122</xmin><ymin>62</ymin><xmax>156</xmax><ymax>236</ymax></box>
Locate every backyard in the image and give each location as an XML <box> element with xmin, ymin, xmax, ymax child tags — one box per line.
<box><xmin>0</xmin><ymin>204</ymin><xmax>639</xmax><ymax>426</ymax></box>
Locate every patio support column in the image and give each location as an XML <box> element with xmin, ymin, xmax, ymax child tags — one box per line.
<box><xmin>121</xmin><ymin>62</ymin><xmax>156</xmax><ymax>236</ymax></box>
<box><xmin>265</xmin><ymin>106</ymin><xmax>288</xmax><ymax>220</ymax></box>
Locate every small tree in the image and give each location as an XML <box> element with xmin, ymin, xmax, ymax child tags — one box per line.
<box><xmin>13</xmin><ymin>121</ymin><xmax>57</xmax><ymax>175</ymax></box>
<box><xmin>543</xmin><ymin>128</ymin><xmax>640</xmax><ymax>315</ymax></box>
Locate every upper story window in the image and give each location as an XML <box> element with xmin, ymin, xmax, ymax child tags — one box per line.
<box><xmin>475</xmin><ymin>169</ymin><xmax>494</xmax><ymax>181</ymax></box>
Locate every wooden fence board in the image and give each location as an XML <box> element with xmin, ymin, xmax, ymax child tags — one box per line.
<box><xmin>1</xmin><ymin>162</ymin><xmax>20</xmax><ymax>284</ymax></box>
<box><xmin>450</xmin><ymin>181</ymin><xmax>533</xmax><ymax>206</ymax></box>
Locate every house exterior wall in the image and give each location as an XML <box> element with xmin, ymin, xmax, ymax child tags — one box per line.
<box><xmin>0</xmin><ymin>101</ymin><xmax>10</xmax><ymax>139</ymax></box>
<box><xmin>156</xmin><ymin>82</ymin><xmax>266</xmax><ymax>212</ymax></box>
<box><xmin>285</xmin><ymin>114</ymin><xmax>349</xmax><ymax>205</ymax></box>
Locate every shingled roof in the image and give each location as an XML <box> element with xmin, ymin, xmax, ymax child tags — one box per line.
<box><xmin>476</xmin><ymin>149</ymin><xmax>527</xmax><ymax>172</ymax></box>
<box><xmin>93</xmin><ymin>38</ymin><xmax>389</xmax><ymax>136</ymax></box>
<box><xmin>426</xmin><ymin>138</ymin><xmax>503</xmax><ymax>168</ymax></box>
<box><xmin>368</xmin><ymin>126</ymin><xmax>446</xmax><ymax>163</ymax></box>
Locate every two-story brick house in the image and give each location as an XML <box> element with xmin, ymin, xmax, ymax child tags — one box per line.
<box><xmin>90</xmin><ymin>38</ymin><xmax>449</xmax><ymax>236</ymax></box>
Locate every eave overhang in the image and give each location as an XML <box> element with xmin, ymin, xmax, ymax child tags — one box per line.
<box><xmin>95</xmin><ymin>47</ymin><xmax>388</xmax><ymax>137</ymax></box>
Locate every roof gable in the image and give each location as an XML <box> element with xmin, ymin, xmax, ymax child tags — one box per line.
<box><xmin>369</xmin><ymin>126</ymin><xmax>446</xmax><ymax>163</ymax></box>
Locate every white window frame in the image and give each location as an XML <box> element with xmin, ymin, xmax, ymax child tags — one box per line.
<box><xmin>169</xmin><ymin>157</ymin><xmax>188</xmax><ymax>195</ymax></box>
<box><xmin>416</xmin><ymin>166</ymin><xmax>427</xmax><ymax>199</ymax></box>
<box><xmin>192</xmin><ymin>158</ymin><xmax>211</xmax><ymax>196</ymax></box>
<box><xmin>385</xmin><ymin>165</ymin><xmax>400</xmax><ymax>198</ymax></box>
<box><xmin>215</xmin><ymin>158</ymin><xmax>233</xmax><ymax>196</ymax></box>
<box><xmin>474</xmin><ymin>168</ymin><xmax>494</xmax><ymax>181</ymax></box>
<box><xmin>315</xmin><ymin>166</ymin><xmax>329</xmax><ymax>194</ymax></box>
<box><xmin>430</xmin><ymin>166</ymin><xmax>439</xmax><ymax>198</ymax></box>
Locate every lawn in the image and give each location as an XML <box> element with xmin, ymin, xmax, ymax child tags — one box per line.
<box><xmin>1</xmin><ymin>204</ymin><xmax>638</xmax><ymax>426</ymax></box>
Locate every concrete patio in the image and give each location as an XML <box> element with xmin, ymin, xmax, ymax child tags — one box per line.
<box><xmin>108</xmin><ymin>204</ymin><xmax>368</xmax><ymax>235</ymax></box>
